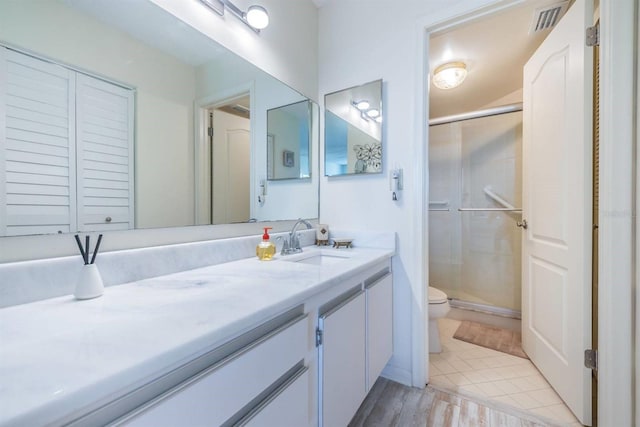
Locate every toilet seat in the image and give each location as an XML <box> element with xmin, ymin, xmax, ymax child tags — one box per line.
<box><xmin>428</xmin><ymin>286</ymin><xmax>448</xmax><ymax>304</ymax></box>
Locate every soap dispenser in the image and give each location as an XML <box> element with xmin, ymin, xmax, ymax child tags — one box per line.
<box><xmin>256</xmin><ymin>227</ymin><xmax>276</xmax><ymax>260</ymax></box>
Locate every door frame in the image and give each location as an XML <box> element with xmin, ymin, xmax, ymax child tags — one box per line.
<box><xmin>194</xmin><ymin>82</ymin><xmax>255</xmax><ymax>225</ymax></box>
<box><xmin>415</xmin><ymin>0</ymin><xmax>636</xmax><ymax>424</ymax></box>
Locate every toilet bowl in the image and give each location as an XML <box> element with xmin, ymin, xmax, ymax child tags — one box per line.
<box><xmin>428</xmin><ymin>286</ymin><xmax>450</xmax><ymax>353</ymax></box>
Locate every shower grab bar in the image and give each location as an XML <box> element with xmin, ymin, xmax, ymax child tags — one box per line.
<box><xmin>483</xmin><ymin>186</ymin><xmax>516</xmax><ymax>210</ymax></box>
<box><xmin>429</xmin><ymin>200</ymin><xmax>450</xmax><ymax>211</ymax></box>
<box><xmin>458</xmin><ymin>208</ymin><xmax>522</xmax><ymax>212</ymax></box>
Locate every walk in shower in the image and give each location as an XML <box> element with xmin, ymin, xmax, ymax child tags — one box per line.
<box><xmin>428</xmin><ymin>105</ymin><xmax>522</xmax><ymax>315</ymax></box>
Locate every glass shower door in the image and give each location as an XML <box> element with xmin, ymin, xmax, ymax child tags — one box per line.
<box><xmin>429</xmin><ymin>110</ymin><xmax>522</xmax><ymax>312</ymax></box>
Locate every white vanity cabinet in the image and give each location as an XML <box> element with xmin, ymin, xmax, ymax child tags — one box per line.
<box><xmin>110</xmin><ymin>307</ymin><xmax>310</xmax><ymax>427</ymax></box>
<box><xmin>317</xmin><ymin>263</ymin><xmax>393</xmax><ymax>427</ymax></box>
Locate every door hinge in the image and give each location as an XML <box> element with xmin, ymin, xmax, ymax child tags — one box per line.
<box><xmin>586</xmin><ymin>23</ymin><xmax>599</xmax><ymax>46</ymax></box>
<box><xmin>315</xmin><ymin>328</ymin><xmax>323</xmax><ymax>347</ymax></box>
<box><xmin>208</xmin><ymin>127</ymin><xmax>214</xmax><ymax>137</ymax></box>
<box><xmin>584</xmin><ymin>349</ymin><xmax>598</xmax><ymax>371</ymax></box>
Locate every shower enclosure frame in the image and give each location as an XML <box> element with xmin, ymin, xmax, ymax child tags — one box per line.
<box><xmin>428</xmin><ymin>103</ymin><xmax>523</xmax><ymax>319</ymax></box>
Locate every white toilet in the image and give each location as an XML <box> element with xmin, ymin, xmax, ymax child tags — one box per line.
<box><xmin>428</xmin><ymin>286</ymin><xmax>450</xmax><ymax>353</ymax></box>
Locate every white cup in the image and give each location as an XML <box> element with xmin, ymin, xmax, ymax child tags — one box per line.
<box><xmin>74</xmin><ymin>264</ymin><xmax>104</xmax><ymax>300</ymax></box>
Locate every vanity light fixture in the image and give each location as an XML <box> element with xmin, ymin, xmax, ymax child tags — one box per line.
<box><xmin>199</xmin><ymin>0</ymin><xmax>270</xmax><ymax>33</ymax></box>
<box><xmin>366</xmin><ymin>109</ymin><xmax>380</xmax><ymax>118</ymax></box>
<box><xmin>246</xmin><ymin>5</ymin><xmax>269</xmax><ymax>30</ymax></box>
<box><xmin>432</xmin><ymin>61</ymin><xmax>467</xmax><ymax>90</ymax></box>
<box><xmin>351</xmin><ymin>100</ymin><xmax>381</xmax><ymax>123</ymax></box>
<box><xmin>354</xmin><ymin>100</ymin><xmax>370</xmax><ymax>110</ymax></box>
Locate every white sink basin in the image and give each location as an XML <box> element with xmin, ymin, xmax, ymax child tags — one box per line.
<box><xmin>280</xmin><ymin>250</ymin><xmax>354</xmax><ymax>265</ymax></box>
<box><xmin>293</xmin><ymin>254</ymin><xmax>350</xmax><ymax>265</ymax></box>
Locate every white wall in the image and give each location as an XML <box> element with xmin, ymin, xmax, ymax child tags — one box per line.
<box><xmin>317</xmin><ymin>0</ymin><xmax>509</xmax><ymax>386</ymax></box>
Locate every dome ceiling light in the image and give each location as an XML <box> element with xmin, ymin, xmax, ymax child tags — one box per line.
<box><xmin>432</xmin><ymin>61</ymin><xmax>467</xmax><ymax>90</ymax></box>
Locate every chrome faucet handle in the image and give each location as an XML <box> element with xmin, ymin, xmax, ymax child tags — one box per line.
<box><xmin>281</xmin><ymin>238</ymin><xmax>290</xmax><ymax>255</ymax></box>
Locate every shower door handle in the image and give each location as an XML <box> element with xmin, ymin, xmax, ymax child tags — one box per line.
<box><xmin>517</xmin><ymin>219</ymin><xmax>528</xmax><ymax>229</ymax></box>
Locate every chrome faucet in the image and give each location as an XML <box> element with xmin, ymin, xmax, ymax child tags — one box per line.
<box><xmin>281</xmin><ymin>219</ymin><xmax>313</xmax><ymax>255</ymax></box>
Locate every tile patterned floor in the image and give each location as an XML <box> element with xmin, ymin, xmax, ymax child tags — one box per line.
<box><xmin>428</xmin><ymin>318</ymin><xmax>582</xmax><ymax>426</ymax></box>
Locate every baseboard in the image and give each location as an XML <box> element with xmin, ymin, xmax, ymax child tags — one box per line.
<box><xmin>380</xmin><ymin>364</ymin><xmax>413</xmax><ymax>387</ymax></box>
<box><xmin>447</xmin><ymin>307</ymin><xmax>521</xmax><ymax>332</ymax></box>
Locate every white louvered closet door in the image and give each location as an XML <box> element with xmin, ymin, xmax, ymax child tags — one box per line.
<box><xmin>0</xmin><ymin>47</ymin><xmax>77</xmax><ymax>236</ymax></box>
<box><xmin>76</xmin><ymin>74</ymin><xmax>134</xmax><ymax>232</ymax></box>
<box><xmin>1</xmin><ymin>48</ymin><xmax>134</xmax><ymax>236</ymax></box>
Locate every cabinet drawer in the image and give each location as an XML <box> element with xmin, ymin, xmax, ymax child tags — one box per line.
<box><xmin>240</xmin><ymin>365</ymin><xmax>310</xmax><ymax>427</ymax></box>
<box><xmin>121</xmin><ymin>314</ymin><xmax>308</xmax><ymax>426</ymax></box>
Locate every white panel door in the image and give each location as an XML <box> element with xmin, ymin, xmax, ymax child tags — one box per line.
<box><xmin>226</xmin><ymin>129</ymin><xmax>250</xmax><ymax>223</ymax></box>
<box><xmin>522</xmin><ymin>0</ymin><xmax>593</xmax><ymax>424</ymax></box>
<box><xmin>0</xmin><ymin>47</ymin><xmax>76</xmax><ymax>236</ymax></box>
<box><xmin>76</xmin><ymin>74</ymin><xmax>134</xmax><ymax>232</ymax></box>
<box><xmin>211</xmin><ymin>109</ymin><xmax>250</xmax><ymax>224</ymax></box>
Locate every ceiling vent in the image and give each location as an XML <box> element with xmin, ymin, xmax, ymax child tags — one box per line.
<box><xmin>231</xmin><ymin>104</ymin><xmax>250</xmax><ymax>114</ymax></box>
<box><xmin>529</xmin><ymin>1</ymin><xmax>570</xmax><ymax>34</ymax></box>
<box><xmin>218</xmin><ymin>103</ymin><xmax>250</xmax><ymax>119</ymax></box>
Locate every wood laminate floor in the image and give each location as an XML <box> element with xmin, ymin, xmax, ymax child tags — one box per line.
<box><xmin>349</xmin><ymin>377</ymin><xmax>567</xmax><ymax>427</ymax></box>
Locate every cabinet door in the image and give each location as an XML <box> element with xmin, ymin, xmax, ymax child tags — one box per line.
<box><xmin>366</xmin><ymin>272</ymin><xmax>393</xmax><ymax>391</ymax></box>
<box><xmin>319</xmin><ymin>289</ymin><xmax>366</xmax><ymax>427</ymax></box>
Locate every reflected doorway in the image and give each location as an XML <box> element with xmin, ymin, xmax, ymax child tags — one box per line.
<box><xmin>195</xmin><ymin>92</ymin><xmax>252</xmax><ymax>226</ymax></box>
<box><xmin>208</xmin><ymin>96</ymin><xmax>251</xmax><ymax>224</ymax></box>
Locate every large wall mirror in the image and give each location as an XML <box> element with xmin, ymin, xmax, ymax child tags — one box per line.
<box><xmin>324</xmin><ymin>79</ymin><xmax>382</xmax><ymax>176</ymax></box>
<box><xmin>0</xmin><ymin>0</ymin><xmax>319</xmax><ymax>237</ymax></box>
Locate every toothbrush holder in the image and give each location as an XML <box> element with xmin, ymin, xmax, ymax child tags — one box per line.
<box><xmin>74</xmin><ymin>263</ymin><xmax>104</xmax><ymax>300</ymax></box>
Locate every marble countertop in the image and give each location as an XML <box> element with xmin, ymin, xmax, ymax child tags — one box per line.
<box><xmin>0</xmin><ymin>246</ymin><xmax>393</xmax><ymax>426</ymax></box>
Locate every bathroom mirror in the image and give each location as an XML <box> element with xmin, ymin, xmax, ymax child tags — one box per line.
<box><xmin>0</xmin><ymin>0</ymin><xmax>319</xmax><ymax>237</ymax></box>
<box><xmin>267</xmin><ymin>100</ymin><xmax>312</xmax><ymax>180</ymax></box>
<box><xmin>324</xmin><ymin>79</ymin><xmax>383</xmax><ymax>176</ymax></box>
